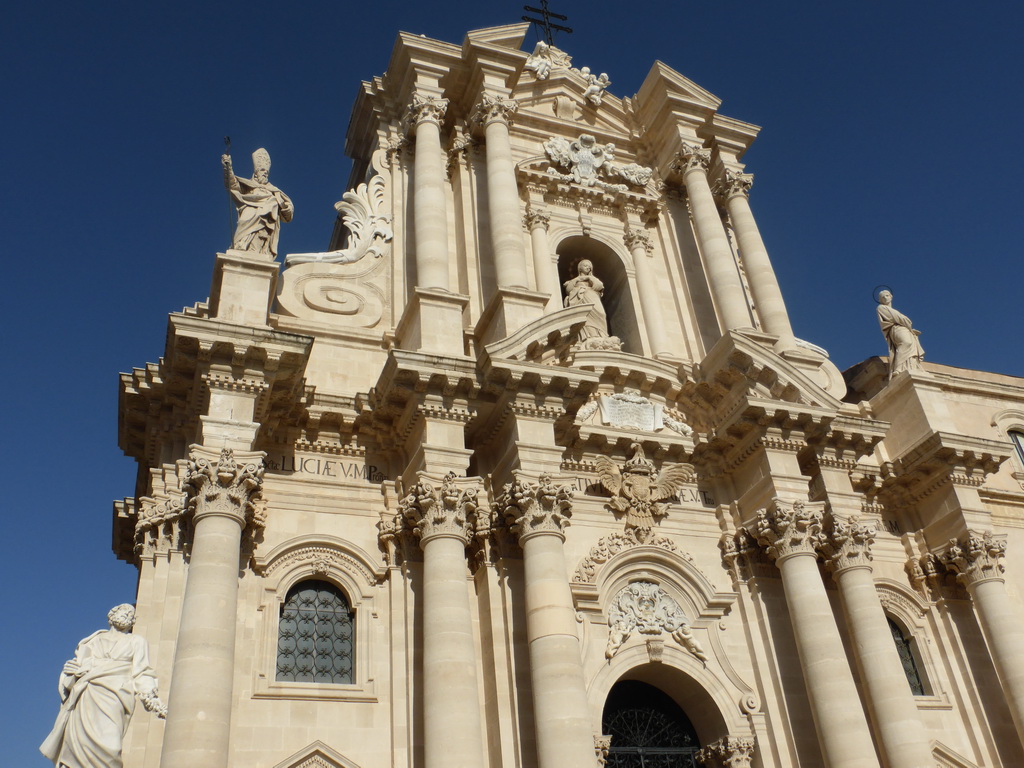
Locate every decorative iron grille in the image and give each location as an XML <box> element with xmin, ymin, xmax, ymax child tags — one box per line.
<box><xmin>888</xmin><ymin>617</ymin><xmax>925</xmax><ymax>696</ymax></box>
<box><xmin>602</xmin><ymin>681</ymin><xmax>701</xmax><ymax>768</ymax></box>
<box><xmin>277</xmin><ymin>580</ymin><xmax>353</xmax><ymax>684</ymax></box>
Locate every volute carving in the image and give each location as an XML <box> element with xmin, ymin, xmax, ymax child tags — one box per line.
<box><xmin>398</xmin><ymin>472</ymin><xmax>480</xmax><ymax>546</ymax></box>
<box><xmin>751</xmin><ymin>499</ymin><xmax>825</xmax><ymax>562</ymax></box>
<box><xmin>472</xmin><ymin>93</ymin><xmax>518</xmax><ymax>127</ymax></box>
<box><xmin>605</xmin><ymin>581</ymin><xmax>707</xmax><ymax>662</ymax></box>
<box><xmin>498</xmin><ymin>473</ymin><xmax>574</xmax><ymax>541</ymax></box>
<box><xmin>183</xmin><ymin>448</ymin><xmax>265</xmax><ymax>530</ymax></box>
<box><xmin>821</xmin><ymin>514</ymin><xmax>876</xmax><ymax>573</ymax></box>
<box><xmin>696</xmin><ymin>736</ymin><xmax>756</xmax><ymax>768</ymax></box>
<box><xmin>673</xmin><ymin>143</ymin><xmax>712</xmax><ymax>175</ymax></box>
<box><xmin>943</xmin><ymin>531</ymin><xmax>1007</xmax><ymax>587</ymax></box>
<box><xmin>405</xmin><ymin>93</ymin><xmax>449</xmax><ymax>128</ymax></box>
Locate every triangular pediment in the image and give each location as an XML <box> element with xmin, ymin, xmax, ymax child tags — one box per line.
<box><xmin>272</xmin><ymin>741</ymin><xmax>361</xmax><ymax>768</ymax></box>
<box><xmin>513</xmin><ymin>71</ymin><xmax>632</xmax><ymax>137</ymax></box>
<box><xmin>639</xmin><ymin>60</ymin><xmax>722</xmax><ymax>110</ymax></box>
<box><xmin>464</xmin><ymin>22</ymin><xmax>531</xmax><ymax>50</ymax></box>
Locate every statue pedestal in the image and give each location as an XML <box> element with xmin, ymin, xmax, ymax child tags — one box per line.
<box><xmin>475</xmin><ymin>286</ymin><xmax>551</xmax><ymax>347</ymax></box>
<box><xmin>209</xmin><ymin>250</ymin><xmax>279</xmax><ymax>327</ymax></box>
<box><xmin>395</xmin><ymin>287</ymin><xmax>469</xmax><ymax>355</ymax></box>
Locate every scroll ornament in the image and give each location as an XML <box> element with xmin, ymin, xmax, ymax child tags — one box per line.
<box><xmin>544</xmin><ymin>134</ymin><xmax>653</xmax><ymax>193</ymax></box>
<box><xmin>605</xmin><ymin>581</ymin><xmax>707</xmax><ymax>662</ymax></box>
<box><xmin>285</xmin><ymin>175</ymin><xmax>393</xmax><ymax>266</ymax></box>
<box><xmin>399</xmin><ymin>472</ymin><xmax>480</xmax><ymax>545</ymax></box>
<box><xmin>596</xmin><ymin>443</ymin><xmax>695</xmax><ymax>530</ymax></box>
<box><xmin>499</xmin><ymin>473</ymin><xmax>574</xmax><ymax>540</ymax></box>
<box><xmin>183</xmin><ymin>448</ymin><xmax>265</xmax><ymax>529</ymax></box>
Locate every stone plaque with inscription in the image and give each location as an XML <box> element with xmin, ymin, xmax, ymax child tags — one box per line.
<box><xmin>599</xmin><ymin>392</ymin><xmax>663</xmax><ymax>431</ymax></box>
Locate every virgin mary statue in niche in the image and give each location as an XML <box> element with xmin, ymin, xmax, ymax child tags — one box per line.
<box><xmin>563</xmin><ymin>259</ymin><xmax>622</xmax><ymax>351</ymax></box>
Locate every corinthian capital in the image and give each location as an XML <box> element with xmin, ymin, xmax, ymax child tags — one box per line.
<box><xmin>943</xmin><ymin>531</ymin><xmax>1007</xmax><ymax>587</ymax></box>
<box><xmin>696</xmin><ymin>736</ymin><xmax>756</xmax><ymax>768</ymax></box>
<box><xmin>405</xmin><ymin>93</ymin><xmax>449</xmax><ymax>128</ymax></box>
<box><xmin>821</xmin><ymin>514</ymin><xmax>876</xmax><ymax>573</ymax></box>
<box><xmin>715</xmin><ymin>169</ymin><xmax>754</xmax><ymax>200</ymax></box>
<box><xmin>499</xmin><ymin>473</ymin><xmax>574</xmax><ymax>541</ymax></box>
<box><xmin>183</xmin><ymin>448</ymin><xmax>264</xmax><ymax>528</ymax></box>
<box><xmin>400</xmin><ymin>471</ymin><xmax>479</xmax><ymax>545</ymax></box>
<box><xmin>472</xmin><ymin>93</ymin><xmax>518</xmax><ymax>128</ymax></box>
<box><xmin>624</xmin><ymin>228</ymin><xmax>653</xmax><ymax>255</ymax></box>
<box><xmin>524</xmin><ymin>207</ymin><xmax>550</xmax><ymax>231</ymax></box>
<box><xmin>751</xmin><ymin>498</ymin><xmax>824</xmax><ymax>562</ymax></box>
<box><xmin>673</xmin><ymin>142</ymin><xmax>712</xmax><ymax>175</ymax></box>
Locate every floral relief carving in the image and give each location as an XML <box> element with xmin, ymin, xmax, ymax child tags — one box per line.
<box><xmin>594</xmin><ymin>734</ymin><xmax>611</xmax><ymax>767</ymax></box>
<box><xmin>596</xmin><ymin>443</ymin><xmax>696</xmax><ymax>530</ymax></box>
<box><xmin>497</xmin><ymin>473</ymin><xmax>574</xmax><ymax>541</ymax></box>
<box><xmin>623</xmin><ymin>228</ymin><xmax>653</xmax><ymax>255</ymax></box>
<box><xmin>398</xmin><ymin>472</ymin><xmax>481</xmax><ymax>546</ymax></box>
<box><xmin>523</xmin><ymin>207</ymin><xmax>551</xmax><ymax>232</ymax></box>
<box><xmin>673</xmin><ymin>143</ymin><xmax>712</xmax><ymax>175</ymax></box>
<box><xmin>751</xmin><ymin>498</ymin><xmax>825</xmax><ymax>562</ymax></box>
<box><xmin>696</xmin><ymin>736</ymin><xmax>756</xmax><ymax>768</ymax></box>
<box><xmin>821</xmin><ymin>515</ymin><xmax>876</xmax><ymax>573</ymax></box>
<box><xmin>574</xmin><ymin>528</ymin><xmax>691</xmax><ymax>583</ymax></box>
<box><xmin>135</xmin><ymin>495</ymin><xmax>187</xmax><ymax>558</ymax></box>
<box><xmin>472</xmin><ymin>93</ymin><xmax>518</xmax><ymax>128</ymax></box>
<box><xmin>943</xmin><ymin>531</ymin><xmax>1007</xmax><ymax>587</ymax></box>
<box><xmin>544</xmin><ymin>134</ymin><xmax>652</xmax><ymax>193</ymax></box>
<box><xmin>405</xmin><ymin>93</ymin><xmax>449</xmax><ymax>128</ymax></box>
<box><xmin>714</xmin><ymin>169</ymin><xmax>754</xmax><ymax>200</ymax></box>
<box><xmin>605</xmin><ymin>581</ymin><xmax>707</xmax><ymax>662</ymax></box>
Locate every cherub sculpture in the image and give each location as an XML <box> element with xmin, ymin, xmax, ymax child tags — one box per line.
<box><xmin>579</xmin><ymin>67</ymin><xmax>611</xmax><ymax>105</ymax></box>
<box><xmin>596</xmin><ymin>443</ymin><xmax>695</xmax><ymax>530</ymax></box>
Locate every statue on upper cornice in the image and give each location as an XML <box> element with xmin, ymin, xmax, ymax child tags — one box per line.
<box><xmin>222</xmin><ymin>148</ymin><xmax>293</xmax><ymax>258</ymax></box>
<box><xmin>875</xmin><ymin>289</ymin><xmax>924</xmax><ymax>380</ymax></box>
<box><xmin>285</xmin><ymin>176</ymin><xmax>393</xmax><ymax>266</ymax></box>
<box><xmin>579</xmin><ymin>67</ymin><xmax>611</xmax><ymax>106</ymax></box>
<box><xmin>544</xmin><ymin>134</ymin><xmax>652</xmax><ymax>193</ymax></box>
<box><xmin>524</xmin><ymin>40</ymin><xmax>572</xmax><ymax>80</ymax></box>
<box><xmin>563</xmin><ymin>259</ymin><xmax>622</xmax><ymax>351</ymax></box>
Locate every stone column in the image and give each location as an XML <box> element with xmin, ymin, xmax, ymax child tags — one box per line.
<box><xmin>500</xmin><ymin>475</ymin><xmax>597</xmax><ymax>768</ymax></box>
<box><xmin>474</xmin><ymin>94</ymin><xmax>529</xmax><ymax>289</ymax></box>
<box><xmin>161</xmin><ymin>448</ymin><xmax>264</xmax><ymax>768</ymax></box>
<box><xmin>675</xmin><ymin>143</ymin><xmax>751</xmax><ymax>332</ymax></box>
<box><xmin>944</xmin><ymin>532</ymin><xmax>1024</xmax><ymax>742</ymax></box>
<box><xmin>696</xmin><ymin>735</ymin><xmax>756</xmax><ymax>768</ymax></box>
<box><xmin>407</xmin><ymin>93</ymin><xmax>451</xmax><ymax>291</ymax></box>
<box><xmin>526</xmin><ymin>208</ymin><xmax>560</xmax><ymax>310</ymax></box>
<box><xmin>752</xmin><ymin>499</ymin><xmax>879</xmax><ymax>768</ymax></box>
<box><xmin>624</xmin><ymin>228</ymin><xmax>670</xmax><ymax>357</ymax></box>
<box><xmin>400</xmin><ymin>473</ymin><xmax>487</xmax><ymax>768</ymax></box>
<box><xmin>718</xmin><ymin>170</ymin><xmax>796</xmax><ymax>348</ymax></box>
<box><xmin>822</xmin><ymin>516</ymin><xmax>935</xmax><ymax>768</ymax></box>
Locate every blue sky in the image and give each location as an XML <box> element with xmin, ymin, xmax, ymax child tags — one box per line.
<box><xmin>4</xmin><ymin>1</ymin><xmax>1022</xmax><ymax>763</ymax></box>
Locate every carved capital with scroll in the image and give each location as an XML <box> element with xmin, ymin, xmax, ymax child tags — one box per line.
<box><xmin>696</xmin><ymin>736</ymin><xmax>756</xmax><ymax>768</ymax></box>
<box><xmin>399</xmin><ymin>471</ymin><xmax>480</xmax><ymax>546</ymax></box>
<box><xmin>624</xmin><ymin>228</ymin><xmax>654</xmax><ymax>255</ymax></box>
<box><xmin>183</xmin><ymin>448</ymin><xmax>264</xmax><ymax>529</ymax></box>
<box><xmin>405</xmin><ymin>93</ymin><xmax>449</xmax><ymax>129</ymax></box>
<box><xmin>498</xmin><ymin>473</ymin><xmax>574</xmax><ymax>542</ymax></box>
<box><xmin>943</xmin><ymin>531</ymin><xmax>1007</xmax><ymax>588</ymax></box>
<box><xmin>472</xmin><ymin>93</ymin><xmax>518</xmax><ymax>128</ymax></box>
<box><xmin>673</xmin><ymin>142</ymin><xmax>712</xmax><ymax>175</ymax></box>
<box><xmin>821</xmin><ymin>514</ymin><xmax>876</xmax><ymax>574</ymax></box>
<box><xmin>752</xmin><ymin>498</ymin><xmax>825</xmax><ymax>563</ymax></box>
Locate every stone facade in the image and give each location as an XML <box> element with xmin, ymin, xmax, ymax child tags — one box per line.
<box><xmin>110</xmin><ymin>22</ymin><xmax>1024</xmax><ymax>768</ymax></box>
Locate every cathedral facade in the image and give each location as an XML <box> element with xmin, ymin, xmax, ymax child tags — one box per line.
<box><xmin>112</xmin><ymin>23</ymin><xmax>1024</xmax><ymax>768</ymax></box>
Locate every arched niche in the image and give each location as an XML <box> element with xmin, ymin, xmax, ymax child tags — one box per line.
<box><xmin>556</xmin><ymin>234</ymin><xmax>643</xmax><ymax>354</ymax></box>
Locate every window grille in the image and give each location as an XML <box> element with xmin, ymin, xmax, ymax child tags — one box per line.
<box><xmin>602</xmin><ymin>680</ymin><xmax>701</xmax><ymax>768</ymax></box>
<box><xmin>888</xmin><ymin>617</ymin><xmax>925</xmax><ymax>696</ymax></box>
<box><xmin>277</xmin><ymin>580</ymin><xmax>353</xmax><ymax>684</ymax></box>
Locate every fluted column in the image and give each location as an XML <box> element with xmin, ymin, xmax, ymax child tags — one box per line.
<box><xmin>161</xmin><ymin>448</ymin><xmax>264</xmax><ymax>768</ymax></box>
<box><xmin>407</xmin><ymin>93</ymin><xmax>451</xmax><ymax>291</ymax></box>
<box><xmin>500</xmin><ymin>475</ymin><xmax>597</xmax><ymax>768</ymax></box>
<box><xmin>944</xmin><ymin>532</ymin><xmax>1024</xmax><ymax>742</ymax></box>
<box><xmin>753</xmin><ymin>499</ymin><xmax>879</xmax><ymax>768</ymax></box>
<box><xmin>675</xmin><ymin>143</ymin><xmax>750</xmax><ymax>332</ymax></box>
<box><xmin>822</xmin><ymin>516</ymin><xmax>934</xmax><ymax>768</ymax></box>
<box><xmin>718</xmin><ymin>170</ymin><xmax>796</xmax><ymax>347</ymax></box>
<box><xmin>401</xmin><ymin>473</ymin><xmax>487</xmax><ymax>768</ymax></box>
<box><xmin>696</xmin><ymin>735</ymin><xmax>756</xmax><ymax>768</ymax></box>
<box><xmin>526</xmin><ymin>208</ymin><xmax>560</xmax><ymax>310</ymax></box>
<box><xmin>624</xmin><ymin>228</ymin><xmax>670</xmax><ymax>357</ymax></box>
<box><xmin>474</xmin><ymin>94</ymin><xmax>529</xmax><ymax>289</ymax></box>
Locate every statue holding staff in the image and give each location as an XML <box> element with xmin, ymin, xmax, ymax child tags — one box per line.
<box><xmin>41</xmin><ymin>604</ymin><xmax>166</xmax><ymax>768</ymax></box>
<box><xmin>222</xmin><ymin>147</ymin><xmax>293</xmax><ymax>257</ymax></box>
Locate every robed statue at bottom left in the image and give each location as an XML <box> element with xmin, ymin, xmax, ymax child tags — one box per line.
<box><xmin>41</xmin><ymin>604</ymin><xmax>166</xmax><ymax>768</ymax></box>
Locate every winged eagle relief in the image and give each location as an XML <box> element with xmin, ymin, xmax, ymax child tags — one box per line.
<box><xmin>596</xmin><ymin>443</ymin><xmax>695</xmax><ymax>530</ymax></box>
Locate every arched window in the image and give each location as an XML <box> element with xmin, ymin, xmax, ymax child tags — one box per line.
<box><xmin>887</xmin><ymin>616</ymin><xmax>925</xmax><ymax>696</ymax></box>
<box><xmin>602</xmin><ymin>680</ymin><xmax>701</xmax><ymax>767</ymax></box>
<box><xmin>277</xmin><ymin>580</ymin><xmax>354</xmax><ymax>684</ymax></box>
<box><xmin>1009</xmin><ymin>430</ymin><xmax>1024</xmax><ymax>467</ymax></box>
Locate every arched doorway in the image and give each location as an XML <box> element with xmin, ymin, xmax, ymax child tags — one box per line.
<box><xmin>602</xmin><ymin>680</ymin><xmax>702</xmax><ymax>767</ymax></box>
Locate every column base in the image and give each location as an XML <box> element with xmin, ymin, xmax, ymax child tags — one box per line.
<box><xmin>395</xmin><ymin>287</ymin><xmax>470</xmax><ymax>355</ymax></box>
<box><xmin>210</xmin><ymin>250</ymin><xmax>280</xmax><ymax>327</ymax></box>
<box><xmin>475</xmin><ymin>287</ymin><xmax>551</xmax><ymax>347</ymax></box>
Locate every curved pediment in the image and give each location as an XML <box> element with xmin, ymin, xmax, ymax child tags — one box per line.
<box><xmin>483</xmin><ymin>304</ymin><xmax>594</xmax><ymax>363</ymax></box>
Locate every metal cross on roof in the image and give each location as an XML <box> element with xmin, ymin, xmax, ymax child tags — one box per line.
<box><xmin>522</xmin><ymin>1</ymin><xmax>572</xmax><ymax>45</ymax></box>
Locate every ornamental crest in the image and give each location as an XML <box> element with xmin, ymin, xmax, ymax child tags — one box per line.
<box><xmin>544</xmin><ymin>134</ymin><xmax>653</xmax><ymax>193</ymax></box>
<box><xmin>596</xmin><ymin>443</ymin><xmax>695</xmax><ymax>530</ymax></box>
<box><xmin>606</xmin><ymin>581</ymin><xmax>707</xmax><ymax>662</ymax></box>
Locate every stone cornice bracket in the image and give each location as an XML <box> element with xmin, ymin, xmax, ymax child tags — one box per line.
<box><xmin>942</xmin><ymin>531</ymin><xmax>1007</xmax><ymax>588</ymax></box>
<box><xmin>696</xmin><ymin>735</ymin><xmax>756</xmax><ymax>768</ymax></box>
<box><xmin>672</xmin><ymin>142</ymin><xmax>712</xmax><ymax>176</ymax></box>
<box><xmin>523</xmin><ymin>207</ymin><xmax>551</xmax><ymax>232</ymax></box>
<box><xmin>498</xmin><ymin>473</ymin><xmax>574</xmax><ymax>542</ymax></box>
<box><xmin>471</xmin><ymin>93</ymin><xmax>519</xmax><ymax>129</ymax></box>
<box><xmin>623</xmin><ymin>228</ymin><xmax>654</xmax><ymax>255</ymax></box>
<box><xmin>183</xmin><ymin>447</ymin><xmax>265</xmax><ymax>529</ymax></box>
<box><xmin>752</xmin><ymin>498</ymin><xmax>825</xmax><ymax>563</ymax></box>
<box><xmin>400</xmin><ymin>471</ymin><xmax>480</xmax><ymax>546</ymax></box>
<box><xmin>135</xmin><ymin>495</ymin><xmax>187</xmax><ymax>559</ymax></box>
<box><xmin>404</xmin><ymin>93</ymin><xmax>449</xmax><ymax>131</ymax></box>
<box><xmin>713</xmin><ymin>169</ymin><xmax>754</xmax><ymax>201</ymax></box>
<box><xmin>820</xmin><ymin>514</ymin><xmax>876</xmax><ymax>574</ymax></box>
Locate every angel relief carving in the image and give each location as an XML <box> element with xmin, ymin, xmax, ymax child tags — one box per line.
<box><xmin>606</xmin><ymin>582</ymin><xmax>707</xmax><ymax>662</ymax></box>
<box><xmin>596</xmin><ymin>443</ymin><xmax>695</xmax><ymax>530</ymax></box>
<box><xmin>544</xmin><ymin>134</ymin><xmax>653</xmax><ymax>193</ymax></box>
<box><xmin>285</xmin><ymin>175</ymin><xmax>393</xmax><ymax>266</ymax></box>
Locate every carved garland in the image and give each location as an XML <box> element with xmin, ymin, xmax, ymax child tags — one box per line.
<box><xmin>574</xmin><ymin>528</ymin><xmax>692</xmax><ymax>583</ymax></box>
